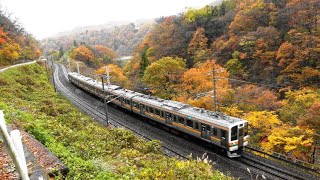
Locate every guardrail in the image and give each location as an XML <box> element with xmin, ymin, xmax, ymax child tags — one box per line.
<box><xmin>0</xmin><ymin>110</ymin><xmax>30</xmax><ymax>180</ymax></box>
<box><xmin>0</xmin><ymin>60</ymin><xmax>36</xmax><ymax>73</ymax></box>
<box><xmin>245</xmin><ymin>145</ymin><xmax>320</xmax><ymax>173</ymax></box>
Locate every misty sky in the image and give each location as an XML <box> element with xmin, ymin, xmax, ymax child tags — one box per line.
<box><xmin>0</xmin><ymin>0</ymin><xmax>215</xmax><ymax>39</ymax></box>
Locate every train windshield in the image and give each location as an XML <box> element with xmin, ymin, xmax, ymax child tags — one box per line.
<box><xmin>231</xmin><ymin>126</ymin><xmax>238</xmax><ymax>141</ymax></box>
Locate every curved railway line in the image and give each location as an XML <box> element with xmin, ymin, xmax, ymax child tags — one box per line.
<box><xmin>53</xmin><ymin>63</ymin><xmax>186</xmax><ymax>159</ymax></box>
<box><xmin>51</xmin><ymin>62</ymin><xmax>318</xmax><ymax>180</ymax></box>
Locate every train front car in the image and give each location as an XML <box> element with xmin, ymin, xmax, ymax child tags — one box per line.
<box><xmin>179</xmin><ymin>107</ymin><xmax>249</xmax><ymax>158</ymax></box>
<box><xmin>227</xmin><ymin>118</ymin><xmax>249</xmax><ymax>157</ymax></box>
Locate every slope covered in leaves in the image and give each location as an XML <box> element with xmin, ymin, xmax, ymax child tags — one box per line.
<box><xmin>0</xmin><ymin>62</ymin><xmax>231</xmax><ymax>179</ymax></box>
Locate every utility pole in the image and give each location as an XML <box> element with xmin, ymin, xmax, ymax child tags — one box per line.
<box><xmin>101</xmin><ymin>77</ymin><xmax>109</xmax><ymax>127</ymax></box>
<box><xmin>76</xmin><ymin>62</ymin><xmax>80</xmax><ymax>74</ymax></box>
<box><xmin>105</xmin><ymin>66</ymin><xmax>111</xmax><ymax>86</ymax></box>
<box><xmin>67</xmin><ymin>58</ymin><xmax>71</xmax><ymax>72</ymax></box>
<box><xmin>51</xmin><ymin>61</ymin><xmax>56</xmax><ymax>92</ymax></box>
<box><xmin>45</xmin><ymin>60</ymin><xmax>50</xmax><ymax>82</ymax></box>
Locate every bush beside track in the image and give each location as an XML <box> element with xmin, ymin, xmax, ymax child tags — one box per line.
<box><xmin>0</xmin><ymin>62</ymin><xmax>232</xmax><ymax>179</ymax></box>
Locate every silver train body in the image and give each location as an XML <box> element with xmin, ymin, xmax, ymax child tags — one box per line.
<box><xmin>68</xmin><ymin>72</ymin><xmax>249</xmax><ymax>157</ymax></box>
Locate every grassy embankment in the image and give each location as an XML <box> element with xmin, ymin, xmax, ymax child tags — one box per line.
<box><xmin>0</xmin><ymin>62</ymin><xmax>232</xmax><ymax>179</ymax></box>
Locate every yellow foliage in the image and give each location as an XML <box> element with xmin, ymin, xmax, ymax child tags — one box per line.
<box><xmin>262</xmin><ymin>126</ymin><xmax>314</xmax><ymax>160</ymax></box>
<box><xmin>243</xmin><ymin>111</ymin><xmax>281</xmax><ymax>135</ymax></box>
<box><xmin>0</xmin><ymin>42</ymin><xmax>21</xmax><ymax>65</ymax></box>
<box><xmin>220</xmin><ymin>105</ymin><xmax>244</xmax><ymax>117</ymax></box>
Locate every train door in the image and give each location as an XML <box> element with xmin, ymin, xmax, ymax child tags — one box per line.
<box><xmin>221</xmin><ymin>130</ymin><xmax>228</xmax><ymax>147</ymax></box>
<box><xmin>201</xmin><ymin>124</ymin><xmax>211</xmax><ymax>140</ymax></box>
<box><xmin>140</xmin><ymin>104</ymin><xmax>146</xmax><ymax>116</ymax></box>
<box><xmin>165</xmin><ymin>112</ymin><xmax>173</xmax><ymax>125</ymax></box>
<box><xmin>238</xmin><ymin>125</ymin><xmax>244</xmax><ymax>147</ymax></box>
<box><xmin>120</xmin><ymin>97</ymin><xmax>123</xmax><ymax>106</ymax></box>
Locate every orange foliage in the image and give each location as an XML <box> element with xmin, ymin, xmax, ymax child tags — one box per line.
<box><xmin>95</xmin><ymin>45</ymin><xmax>117</xmax><ymax>59</ymax></box>
<box><xmin>71</xmin><ymin>45</ymin><xmax>94</xmax><ymax>64</ymax></box>
<box><xmin>177</xmin><ymin>60</ymin><xmax>230</xmax><ymax>110</ymax></box>
<box><xmin>0</xmin><ymin>28</ymin><xmax>7</xmax><ymax>45</ymax></box>
<box><xmin>298</xmin><ymin>101</ymin><xmax>320</xmax><ymax>135</ymax></box>
<box><xmin>233</xmin><ymin>85</ymin><xmax>281</xmax><ymax>111</ymax></box>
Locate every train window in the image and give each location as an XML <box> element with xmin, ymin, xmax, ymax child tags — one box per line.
<box><xmin>201</xmin><ymin>124</ymin><xmax>206</xmax><ymax>132</ymax></box>
<box><xmin>165</xmin><ymin>112</ymin><xmax>172</xmax><ymax>118</ymax></box>
<box><xmin>195</xmin><ymin>122</ymin><xmax>199</xmax><ymax>130</ymax></box>
<box><xmin>133</xmin><ymin>102</ymin><xmax>137</xmax><ymax>107</ymax></box>
<box><xmin>149</xmin><ymin>107</ymin><xmax>154</xmax><ymax>114</ymax></box>
<box><xmin>244</xmin><ymin>123</ymin><xmax>248</xmax><ymax>136</ymax></box>
<box><xmin>206</xmin><ymin>125</ymin><xmax>211</xmax><ymax>134</ymax></box>
<box><xmin>155</xmin><ymin>109</ymin><xmax>161</xmax><ymax>116</ymax></box>
<box><xmin>221</xmin><ymin>130</ymin><xmax>226</xmax><ymax>139</ymax></box>
<box><xmin>174</xmin><ymin>115</ymin><xmax>178</xmax><ymax>122</ymax></box>
<box><xmin>212</xmin><ymin>127</ymin><xmax>217</xmax><ymax>136</ymax></box>
<box><xmin>231</xmin><ymin>126</ymin><xmax>238</xmax><ymax>141</ymax></box>
<box><xmin>126</xmin><ymin>99</ymin><xmax>130</xmax><ymax>105</ymax></box>
<box><xmin>160</xmin><ymin>111</ymin><xmax>164</xmax><ymax>118</ymax></box>
<box><xmin>178</xmin><ymin>117</ymin><xmax>184</xmax><ymax>124</ymax></box>
<box><xmin>186</xmin><ymin>119</ymin><xmax>193</xmax><ymax>128</ymax></box>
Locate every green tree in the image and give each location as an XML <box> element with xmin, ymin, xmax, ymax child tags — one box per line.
<box><xmin>142</xmin><ymin>57</ymin><xmax>186</xmax><ymax>99</ymax></box>
<box><xmin>225</xmin><ymin>51</ymin><xmax>247</xmax><ymax>79</ymax></box>
<box><xmin>59</xmin><ymin>46</ymin><xmax>64</xmax><ymax>58</ymax></box>
<box><xmin>139</xmin><ymin>47</ymin><xmax>150</xmax><ymax>78</ymax></box>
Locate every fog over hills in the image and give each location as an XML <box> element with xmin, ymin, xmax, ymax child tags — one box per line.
<box><xmin>41</xmin><ymin>19</ymin><xmax>154</xmax><ymax>56</ymax></box>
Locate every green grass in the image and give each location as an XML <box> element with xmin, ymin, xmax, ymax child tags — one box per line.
<box><xmin>0</xmin><ymin>62</ymin><xmax>232</xmax><ymax>179</ymax></box>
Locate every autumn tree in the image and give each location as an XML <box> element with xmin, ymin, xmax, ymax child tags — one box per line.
<box><xmin>229</xmin><ymin>0</ymin><xmax>270</xmax><ymax>35</ymax></box>
<box><xmin>229</xmin><ymin>85</ymin><xmax>281</xmax><ymax>112</ymax></box>
<box><xmin>187</xmin><ymin>27</ymin><xmax>211</xmax><ymax>66</ymax></box>
<box><xmin>177</xmin><ymin>60</ymin><xmax>230</xmax><ymax>110</ymax></box>
<box><xmin>262</xmin><ymin>126</ymin><xmax>314</xmax><ymax>162</ymax></box>
<box><xmin>0</xmin><ymin>42</ymin><xmax>21</xmax><ymax>65</ymax></box>
<box><xmin>277</xmin><ymin>30</ymin><xmax>320</xmax><ymax>88</ymax></box>
<box><xmin>279</xmin><ymin>89</ymin><xmax>320</xmax><ymax>125</ymax></box>
<box><xmin>148</xmin><ymin>16</ymin><xmax>194</xmax><ymax>60</ymax></box>
<box><xmin>94</xmin><ymin>45</ymin><xmax>117</xmax><ymax>64</ymax></box>
<box><xmin>96</xmin><ymin>64</ymin><xmax>131</xmax><ymax>88</ymax></box>
<box><xmin>244</xmin><ymin>111</ymin><xmax>282</xmax><ymax>144</ymax></box>
<box><xmin>70</xmin><ymin>45</ymin><xmax>94</xmax><ymax>66</ymax></box>
<box><xmin>142</xmin><ymin>57</ymin><xmax>186</xmax><ymax>99</ymax></box>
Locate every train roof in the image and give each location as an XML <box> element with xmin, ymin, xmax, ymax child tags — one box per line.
<box><xmin>69</xmin><ymin>72</ymin><xmax>247</xmax><ymax>128</ymax></box>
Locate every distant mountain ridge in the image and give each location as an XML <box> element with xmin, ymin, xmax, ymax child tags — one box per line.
<box><xmin>41</xmin><ymin>19</ymin><xmax>154</xmax><ymax>56</ymax></box>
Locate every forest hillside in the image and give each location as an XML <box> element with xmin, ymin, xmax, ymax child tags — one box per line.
<box><xmin>0</xmin><ymin>7</ymin><xmax>40</xmax><ymax>66</ymax></box>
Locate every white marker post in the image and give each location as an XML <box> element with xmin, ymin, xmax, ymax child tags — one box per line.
<box><xmin>10</xmin><ymin>130</ymin><xmax>28</xmax><ymax>175</ymax></box>
<box><xmin>0</xmin><ymin>110</ymin><xmax>29</xmax><ymax>180</ymax></box>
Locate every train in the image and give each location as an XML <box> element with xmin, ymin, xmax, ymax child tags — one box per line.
<box><xmin>68</xmin><ymin>72</ymin><xmax>249</xmax><ymax>157</ymax></box>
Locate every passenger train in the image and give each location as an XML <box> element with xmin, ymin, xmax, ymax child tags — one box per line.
<box><xmin>68</xmin><ymin>72</ymin><xmax>249</xmax><ymax>157</ymax></box>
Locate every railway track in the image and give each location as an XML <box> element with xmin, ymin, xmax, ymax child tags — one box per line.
<box><xmin>52</xmin><ymin>62</ymin><xmax>318</xmax><ymax>180</ymax></box>
<box><xmin>239</xmin><ymin>154</ymin><xmax>307</xmax><ymax>180</ymax></box>
<box><xmin>53</xmin><ymin>63</ymin><xmax>186</xmax><ymax>159</ymax></box>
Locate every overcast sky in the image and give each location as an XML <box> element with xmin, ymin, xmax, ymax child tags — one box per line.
<box><xmin>0</xmin><ymin>0</ymin><xmax>215</xmax><ymax>39</ymax></box>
